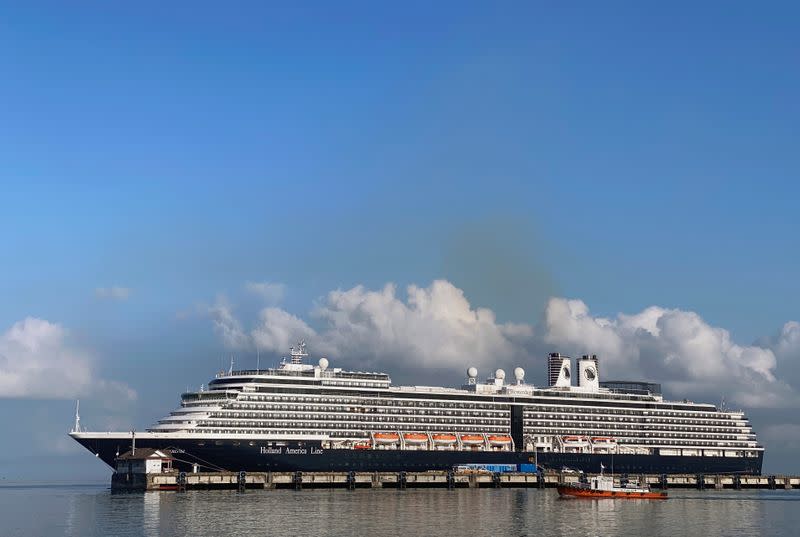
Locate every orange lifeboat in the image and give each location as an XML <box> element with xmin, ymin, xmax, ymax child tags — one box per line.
<box><xmin>591</xmin><ymin>436</ymin><xmax>616</xmax><ymax>443</ymax></box>
<box><xmin>373</xmin><ymin>432</ymin><xmax>400</xmax><ymax>444</ymax></box>
<box><xmin>432</xmin><ymin>433</ymin><xmax>458</xmax><ymax>444</ymax></box>
<box><xmin>488</xmin><ymin>435</ymin><xmax>513</xmax><ymax>446</ymax></box>
<box><xmin>562</xmin><ymin>435</ymin><xmax>590</xmax><ymax>443</ymax></box>
<box><xmin>403</xmin><ymin>433</ymin><xmax>429</xmax><ymax>444</ymax></box>
<box><xmin>460</xmin><ymin>434</ymin><xmax>485</xmax><ymax>446</ymax></box>
<box><xmin>354</xmin><ymin>441</ymin><xmax>372</xmax><ymax>450</ymax></box>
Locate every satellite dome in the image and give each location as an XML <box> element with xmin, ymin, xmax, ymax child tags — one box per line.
<box><xmin>495</xmin><ymin>368</ymin><xmax>506</xmax><ymax>380</ymax></box>
<box><xmin>467</xmin><ymin>367</ymin><xmax>478</xmax><ymax>378</ymax></box>
<box><xmin>318</xmin><ymin>357</ymin><xmax>329</xmax><ymax>370</ymax></box>
<box><xmin>514</xmin><ymin>367</ymin><xmax>525</xmax><ymax>381</ymax></box>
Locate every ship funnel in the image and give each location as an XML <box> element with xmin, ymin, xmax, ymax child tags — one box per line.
<box><xmin>578</xmin><ymin>354</ymin><xmax>600</xmax><ymax>391</ymax></box>
<box><xmin>548</xmin><ymin>353</ymin><xmax>572</xmax><ymax>388</ymax></box>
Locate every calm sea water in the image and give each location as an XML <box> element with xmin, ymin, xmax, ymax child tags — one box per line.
<box><xmin>1</xmin><ymin>484</ymin><xmax>798</xmax><ymax>537</ymax></box>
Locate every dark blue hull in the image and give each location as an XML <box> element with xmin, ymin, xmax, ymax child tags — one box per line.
<box><xmin>74</xmin><ymin>436</ymin><xmax>763</xmax><ymax>475</ymax></box>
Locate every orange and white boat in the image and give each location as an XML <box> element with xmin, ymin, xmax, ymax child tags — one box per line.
<box><xmin>558</xmin><ymin>472</ymin><xmax>667</xmax><ymax>500</ymax></box>
<box><xmin>460</xmin><ymin>434</ymin><xmax>485</xmax><ymax>446</ymax></box>
<box><xmin>354</xmin><ymin>441</ymin><xmax>372</xmax><ymax>450</ymax></box>
<box><xmin>487</xmin><ymin>435</ymin><xmax>513</xmax><ymax>447</ymax></box>
<box><xmin>403</xmin><ymin>433</ymin><xmax>429</xmax><ymax>445</ymax></box>
<box><xmin>373</xmin><ymin>432</ymin><xmax>400</xmax><ymax>444</ymax></box>
<box><xmin>591</xmin><ymin>437</ymin><xmax>617</xmax><ymax>445</ymax></box>
<box><xmin>431</xmin><ymin>433</ymin><xmax>458</xmax><ymax>445</ymax></box>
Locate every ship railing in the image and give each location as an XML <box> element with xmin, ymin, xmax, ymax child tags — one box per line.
<box><xmin>220</xmin><ymin>368</ymin><xmax>391</xmax><ymax>381</ymax></box>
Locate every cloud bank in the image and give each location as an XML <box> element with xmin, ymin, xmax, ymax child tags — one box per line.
<box><xmin>0</xmin><ymin>317</ymin><xmax>136</xmax><ymax>400</ymax></box>
<box><xmin>210</xmin><ymin>279</ymin><xmax>800</xmax><ymax>411</ymax></box>
<box><xmin>253</xmin><ymin>281</ymin><xmax>533</xmax><ymax>372</ymax></box>
<box><xmin>208</xmin><ymin>296</ymin><xmax>250</xmax><ymax>350</ymax></box>
<box><xmin>543</xmin><ymin>298</ymin><xmax>794</xmax><ymax>408</ymax></box>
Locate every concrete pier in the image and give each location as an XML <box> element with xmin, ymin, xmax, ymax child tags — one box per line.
<box><xmin>116</xmin><ymin>471</ymin><xmax>800</xmax><ymax>492</ymax></box>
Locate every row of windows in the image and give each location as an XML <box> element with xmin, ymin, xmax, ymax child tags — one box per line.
<box><xmin>530</xmin><ymin>428</ymin><xmax>755</xmax><ymax>447</ymax></box>
<box><xmin>196</xmin><ymin>422</ymin><xmax>509</xmax><ymax>433</ymax></box>
<box><xmin>201</xmin><ymin>417</ymin><xmax>508</xmax><ymax>427</ymax></box>
<box><xmin>234</xmin><ymin>395</ymin><xmax>508</xmax><ymax>411</ymax></box>
<box><xmin>524</xmin><ymin>419</ymin><xmax>749</xmax><ymax>434</ymax></box>
<box><xmin>227</xmin><ymin>393</ymin><xmax>738</xmax><ymax>423</ymax></box>
<box><xmin>526</xmin><ymin>410</ymin><xmax>746</xmax><ymax>427</ymax></box>
<box><xmin>528</xmin><ymin>424</ymin><xmax>754</xmax><ymax>438</ymax></box>
<box><xmin>215</xmin><ymin>408</ymin><xmax>507</xmax><ymax>419</ymax></box>
<box><xmin>226</xmin><ymin>396</ymin><xmax>740</xmax><ymax>426</ymax></box>
<box><xmin>525</xmin><ymin>407</ymin><xmax>742</xmax><ymax>422</ymax></box>
<box><xmin>208</xmin><ymin>383</ymin><xmax>730</xmax><ymax>414</ymax></box>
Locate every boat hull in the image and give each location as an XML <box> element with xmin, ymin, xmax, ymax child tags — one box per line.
<box><xmin>557</xmin><ymin>485</ymin><xmax>668</xmax><ymax>499</ymax></box>
<box><xmin>71</xmin><ymin>434</ymin><xmax>764</xmax><ymax>475</ymax></box>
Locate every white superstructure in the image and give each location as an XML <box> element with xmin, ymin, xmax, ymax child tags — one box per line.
<box><xmin>140</xmin><ymin>344</ymin><xmax>762</xmax><ymax>460</ymax></box>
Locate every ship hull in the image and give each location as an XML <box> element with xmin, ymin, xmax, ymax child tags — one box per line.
<box><xmin>72</xmin><ymin>435</ymin><xmax>764</xmax><ymax>475</ymax></box>
<box><xmin>557</xmin><ymin>485</ymin><xmax>668</xmax><ymax>499</ymax></box>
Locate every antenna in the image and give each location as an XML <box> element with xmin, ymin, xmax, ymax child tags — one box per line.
<box><xmin>229</xmin><ymin>355</ymin><xmax>234</xmax><ymax>375</ymax></box>
<box><xmin>257</xmin><ymin>348</ymin><xmax>261</xmax><ymax>373</ymax></box>
<box><xmin>72</xmin><ymin>400</ymin><xmax>81</xmax><ymax>433</ymax></box>
<box><xmin>290</xmin><ymin>341</ymin><xmax>307</xmax><ymax>365</ymax></box>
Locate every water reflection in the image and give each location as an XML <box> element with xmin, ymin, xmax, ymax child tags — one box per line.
<box><xmin>142</xmin><ymin>491</ymin><xmax>160</xmax><ymax>537</ymax></box>
<box><xmin>6</xmin><ymin>486</ymin><xmax>800</xmax><ymax>537</ymax></box>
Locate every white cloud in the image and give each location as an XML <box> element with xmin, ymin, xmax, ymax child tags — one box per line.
<box><xmin>249</xmin><ymin>280</ymin><xmax>533</xmax><ymax>374</ymax></box>
<box><xmin>542</xmin><ymin>297</ymin><xmax>793</xmax><ymax>408</ymax></box>
<box><xmin>244</xmin><ymin>281</ymin><xmax>286</xmax><ymax>305</ymax></box>
<box><xmin>208</xmin><ymin>296</ymin><xmax>250</xmax><ymax>349</ymax></box>
<box><xmin>252</xmin><ymin>308</ymin><xmax>315</xmax><ymax>354</ymax></box>
<box><xmin>772</xmin><ymin>321</ymin><xmax>800</xmax><ymax>353</ymax></box>
<box><xmin>0</xmin><ymin>317</ymin><xmax>136</xmax><ymax>401</ymax></box>
<box><xmin>94</xmin><ymin>286</ymin><xmax>132</xmax><ymax>301</ymax></box>
<box><xmin>759</xmin><ymin>320</ymin><xmax>800</xmax><ymax>388</ymax></box>
<box><xmin>209</xmin><ymin>280</ymin><xmax>799</xmax><ymax>410</ymax></box>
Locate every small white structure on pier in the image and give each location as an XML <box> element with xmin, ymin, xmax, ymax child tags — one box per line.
<box><xmin>115</xmin><ymin>448</ymin><xmax>173</xmax><ymax>475</ymax></box>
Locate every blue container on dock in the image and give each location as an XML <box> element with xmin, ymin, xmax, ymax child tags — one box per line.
<box><xmin>455</xmin><ymin>463</ymin><xmax>517</xmax><ymax>473</ymax></box>
<box><xmin>484</xmin><ymin>464</ymin><xmax>517</xmax><ymax>473</ymax></box>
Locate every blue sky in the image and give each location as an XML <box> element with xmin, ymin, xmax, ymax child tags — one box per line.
<box><xmin>1</xmin><ymin>2</ymin><xmax>799</xmax><ymax>478</ymax></box>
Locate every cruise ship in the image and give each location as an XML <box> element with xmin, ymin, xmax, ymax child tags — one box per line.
<box><xmin>71</xmin><ymin>344</ymin><xmax>764</xmax><ymax>474</ymax></box>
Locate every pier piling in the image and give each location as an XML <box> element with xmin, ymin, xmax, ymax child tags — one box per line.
<box><xmin>696</xmin><ymin>474</ymin><xmax>705</xmax><ymax>490</ymax></box>
<box><xmin>293</xmin><ymin>471</ymin><xmax>303</xmax><ymax>491</ymax></box>
<box><xmin>111</xmin><ymin>470</ymin><xmax>800</xmax><ymax>492</ymax></box>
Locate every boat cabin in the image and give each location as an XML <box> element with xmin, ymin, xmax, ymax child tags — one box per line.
<box><xmin>114</xmin><ymin>448</ymin><xmax>174</xmax><ymax>475</ymax></box>
<box><xmin>588</xmin><ymin>475</ymin><xmax>616</xmax><ymax>491</ymax></box>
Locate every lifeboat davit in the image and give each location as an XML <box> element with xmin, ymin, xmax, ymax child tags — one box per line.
<box><xmin>460</xmin><ymin>434</ymin><xmax>485</xmax><ymax>446</ymax></box>
<box><xmin>432</xmin><ymin>433</ymin><xmax>458</xmax><ymax>444</ymax></box>
<box><xmin>403</xmin><ymin>433</ymin><xmax>429</xmax><ymax>444</ymax></box>
<box><xmin>373</xmin><ymin>432</ymin><xmax>400</xmax><ymax>444</ymax></box>
<box><xmin>488</xmin><ymin>435</ymin><xmax>513</xmax><ymax>446</ymax></box>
